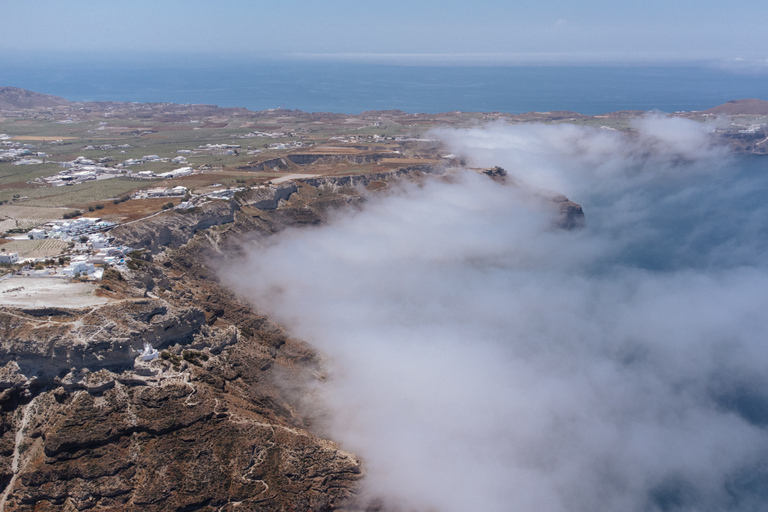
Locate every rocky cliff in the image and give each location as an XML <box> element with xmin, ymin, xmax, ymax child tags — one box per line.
<box><xmin>0</xmin><ymin>188</ymin><xmax>366</xmax><ymax>510</ymax></box>
<box><xmin>0</xmin><ymin>167</ymin><xmax>584</xmax><ymax>510</ymax></box>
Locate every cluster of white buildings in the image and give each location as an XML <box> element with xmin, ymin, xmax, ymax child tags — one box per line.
<box><xmin>238</xmin><ymin>131</ymin><xmax>289</xmax><ymax>139</ymax></box>
<box><xmin>157</xmin><ymin>167</ymin><xmax>194</xmax><ymax>179</ymax></box>
<box><xmin>267</xmin><ymin>141</ymin><xmax>304</xmax><ymax>150</ymax></box>
<box><xmin>12</xmin><ymin>230</ymin><xmax>132</xmax><ymax>278</ymax></box>
<box><xmin>1</xmin><ymin>229</ymin><xmax>131</xmax><ymax>279</ymax></box>
<box><xmin>198</xmin><ymin>143</ymin><xmax>240</xmax><ymax>150</ymax></box>
<box><xmin>738</xmin><ymin>123</ymin><xmax>767</xmax><ymax>134</ymax></box>
<box><xmin>1</xmin><ymin>140</ymin><xmax>45</xmax><ymax>164</ymax></box>
<box><xmin>203</xmin><ymin>187</ymin><xmax>245</xmax><ymax>201</ymax></box>
<box><xmin>119</xmin><ymin>154</ymin><xmax>163</xmax><ymax>166</ymax></box>
<box><xmin>126</xmin><ymin>167</ymin><xmax>194</xmax><ymax>180</ymax></box>
<box><xmin>82</xmin><ymin>144</ymin><xmax>129</xmax><ymax>151</ymax></box>
<box><xmin>132</xmin><ymin>186</ymin><xmax>188</xmax><ymax>199</ymax></box>
<box><xmin>62</xmin><ymin>237</ymin><xmax>132</xmax><ymax>277</ymax></box>
<box><xmin>38</xmin><ymin>157</ymin><xmax>126</xmax><ymax>186</ymax></box>
<box><xmin>28</xmin><ymin>217</ymin><xmax>117</xmax><ymax>241</ymax></box>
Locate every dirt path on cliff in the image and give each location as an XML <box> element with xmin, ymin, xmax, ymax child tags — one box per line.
<box><xmin>0</xmin><ymin>396</ymin><xmax>37</xmax><ymax>512</ymax></box>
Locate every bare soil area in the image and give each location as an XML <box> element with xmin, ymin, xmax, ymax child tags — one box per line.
<box><xmin>0</xmin><ymin>277</ymin><xmax>111</xmax><ymax>308</ymax></box>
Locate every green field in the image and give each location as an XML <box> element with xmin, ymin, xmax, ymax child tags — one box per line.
<box><xmin>14</xmin><ymin>178</ymin><xmax>146</xmax><ymax>207</ymax></box>
<box><xmin>0</xmin><ymin>162</ymin><xmax>62</xmax><ymax>186</ymax></box>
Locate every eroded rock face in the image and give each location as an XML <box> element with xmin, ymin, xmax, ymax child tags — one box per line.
<box><xmin>0</xmin><ymin>168</ymin><xmax>586</xmax><ymax>510</ymax></box>
<box><xmin>0</xmin><ymin>226</ymin><xmax>363</xmax><ymax>510</ymax></box>
<box><xmin>242</xmin><ymin>183</ymin><xmax>298</xmax><ymax>210</ymax></box>
<box><xmin>480</xmin><ymin>166</ymin><xmax>585</xmax><ymax>230</ymax></box>
<box><xmin>9</xmin><ymin>380</ymin><xmax>359</xmax><ymax>511</ymax></box>
<box><xmin>109</xmin><ymin>201</ymin><xmax>240</xmax><ymax>255</ymax></box>
<box><xmin>0</xmin><ymin>300</ymin><xmax>207</xmax><ymax>385</ymax></box>
<box><xmin>552</xmin><ymin>195</ymin><xmax>586</xmax><ymax>230</ymax></box>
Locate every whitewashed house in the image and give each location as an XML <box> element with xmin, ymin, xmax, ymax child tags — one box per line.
<box><xmin>62</xmin><ymin>259</ymin><xmax>96</xmax><ymax>276</ymax></box>
<box><xmin>0</xmin><ymin>252</ymin><xmax>19</xmax><ymax>264</ymax></box>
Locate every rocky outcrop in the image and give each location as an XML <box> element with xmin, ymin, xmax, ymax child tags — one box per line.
<box><xmin>552</xmin><ymin>195</ymin><xmax>586</xmax><ymax>230</ymax></box>
<box><xmin>479</xmin><ymin>166</ymin><xmax>585</xmax><ymax>229</ymax></box>
<box><xmin>0</xmin><ymin>244</ymin><xmax>363</xmax><ymax>510</ymax></box>
<box><xmin>237</xmin><ymin>158</ymin><xmax>289</xmax><ymax>172</ymax></box>
<box><xmin>242</xmin><ymin>183</ymin><xmax>298</xmax><ymax>210</ymax></box>
<box><xmin>286</xmin><ymin>153</ymin><xmax>392</xmax><ymax>165</ymax></box>
<box><xmin>109</xmin><ymin>200</ymin><xmax>240</xmax><ymax>254</ymax></box>
<box><xmin>0</xmin><ymin>161</ymin><xmax>588</xmax><ymax>510</ymax></box>
<box><xmin>300</xmin><ymin>164</ymin><xmax>440</xmax><ymax>189</ymax></box>
<box><xmin>0</xmin><ymin>179</ymin><xmax>384</xmax><ymax>510</ymax></box>
<box><xmin>5</xmin><ymin>375</ymin><xmax>360</xmax><ymax>511</ymax></box>
<box><xmin>0</xmin><ymin>299</ymin><xmax>207</xmax><ymax>389</ymax></box>
<box><xmin>238</xmin><ymin>153</ymin><xmax>400</xmax><ymax>172</ymax></box>
<box><xmin>482</xmin><ymin>166</ymin><xmax>508</xmax><ymax>183</ymax></box>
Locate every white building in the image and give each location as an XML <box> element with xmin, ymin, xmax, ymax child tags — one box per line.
<box><xmin>27</xmin><ymin>229</ymin><xmax>47</xmax><ymax>240</ymax></box>
<box><xmin>156</xmin><ymin>167</ymin><xmax>193</xmax><ymax>179</ymax></box>
<box><xmin>62</xmin><ymin>258</ymin><xmax>96</xmax><ymax>276</ymax></box>
<box><xmin>0</xmin><ymin>252</ymin><xmax>19</xmax><ymax>264</ymax></box>
<box><xmin>88</xmin><ymin>234</ymin><xmax>110</xmax><ymax>249</ymax></box>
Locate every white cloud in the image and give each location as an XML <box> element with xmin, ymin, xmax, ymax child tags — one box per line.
<box><xmin>223</xmin><ymin>118</ymin><xmax>768</xmax><ymax>512</ymax></box>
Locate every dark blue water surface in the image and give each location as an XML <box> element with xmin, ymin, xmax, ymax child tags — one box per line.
<box><xmin>1</xmin><ymin>59</ymin><xmax>766</xmax><ymax>114</ymax></box>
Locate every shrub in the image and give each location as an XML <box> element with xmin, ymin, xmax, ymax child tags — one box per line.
<box><xmin>162</xmin><ymin>202</ymin><xmax>174</xmax><ymax>210</ymax></box>
<box><xmin>182</xmin><ymin>350</ymin><xmax>208</xmax><ymax>366</ymax></box>
<box><xmin>102</xmin><ymin>268</ymin><xmax>123</xmax><ymax>281</ymax></box>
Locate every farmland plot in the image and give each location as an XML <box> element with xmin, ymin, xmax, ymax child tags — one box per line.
<box><xmin>0</xmin><ymin>239</ymin><xmax>68</xmax><ymax>258</ymax></box>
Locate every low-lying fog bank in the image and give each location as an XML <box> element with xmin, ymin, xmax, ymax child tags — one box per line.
<box><xmin>223</xmin><ymin>117</ymin><xmax>768</xmax><ymax>512</ymax></box>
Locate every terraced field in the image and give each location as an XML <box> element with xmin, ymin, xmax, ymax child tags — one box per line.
<box><xmin>0</xmin><ymin>239</ymin><xmax>68</xmax><ymax>258</ymax></box>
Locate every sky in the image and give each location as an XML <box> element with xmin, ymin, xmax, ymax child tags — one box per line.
<box><xmin>3</xmin><ymin>0</ymin><xmax>768</xmax><ymax>64</ymax></box>
<box><xmin>223</xmin><ymin>118</ymin><xmax>768</xmax><ymax>511</ymax></box>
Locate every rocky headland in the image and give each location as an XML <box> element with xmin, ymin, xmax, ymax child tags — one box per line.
<box><xmin>0</xmin><ymin>161</ymin><xmax>585</xmax><ymax>510</ymax></box>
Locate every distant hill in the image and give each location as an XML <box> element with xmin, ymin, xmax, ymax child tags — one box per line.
<box><xmin>0</xmin><ymin>87</ymin><xmax>70</xmax><ymax>110</ymax></box>
<box><xmin>703</xmin><ymin>99</ymin><xmax>768</xmax><ymax>115</ymax></box>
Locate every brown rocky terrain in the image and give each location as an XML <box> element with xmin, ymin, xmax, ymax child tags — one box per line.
<box><xmin>0</xmin><ymin>112</ymin><xmax>585</xmax><ymax>510</ymax></box>
<box><xmin>0</xmin><ymin>184</ymin><xmax>374</xmax><ymax>511</ymax></box>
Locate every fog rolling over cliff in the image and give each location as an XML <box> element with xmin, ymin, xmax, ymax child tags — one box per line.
<box><xmin>223</xmin><ymin>118</ymin><xmax>768</xmax><ymax>512</ymax></box>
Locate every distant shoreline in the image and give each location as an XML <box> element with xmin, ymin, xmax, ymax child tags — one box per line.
<box><xmin>2</xmin><ymin>62</ymin><xmax>766</xmax><ymax>115</ymax></box>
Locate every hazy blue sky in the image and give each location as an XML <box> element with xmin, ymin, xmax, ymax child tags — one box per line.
<box><xmin>3</xmin><ymin>0</ymin><xmax>767</xmax><ymax>64</ymax></box>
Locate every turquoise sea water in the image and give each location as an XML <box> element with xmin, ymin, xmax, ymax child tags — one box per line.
<box><xmin>1</xmin><ymin>60</ymin><xmax>767</xmax><ymax>114</ymax></box>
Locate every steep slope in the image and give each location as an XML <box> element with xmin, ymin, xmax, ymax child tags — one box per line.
<box><xmin>0</xmin><ymin>87</ymin><xmax>70</xmax><ymax>110</ymax></box>
<box><xmin>0</xmin><ymin>168</ymin><xmax>584</xmax><ymax>511</ymax></box>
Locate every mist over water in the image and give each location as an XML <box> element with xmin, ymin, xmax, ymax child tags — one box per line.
<box><xmin>223</xmin><ymin>118</ymin><xmax>768</xmax><ymax>512</ymax></box>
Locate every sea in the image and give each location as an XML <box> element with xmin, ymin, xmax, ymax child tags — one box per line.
<box><xmin>1</xmin><ymin>59</ymin><xmax>767</xmax><ymax>114</ymax></box>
